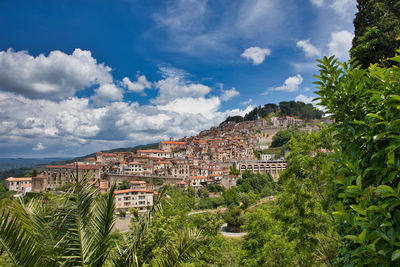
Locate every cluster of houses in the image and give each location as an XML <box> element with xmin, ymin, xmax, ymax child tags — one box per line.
<box><xmin>5</xmin><ymin>119</ymin><xmax>292</xmax><ymax>213</ymax></box>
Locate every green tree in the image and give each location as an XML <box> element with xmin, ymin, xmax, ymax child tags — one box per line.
<box><xmin>242</xmin><ymin>129</ymin><xmax>339</xmax><ymax>266</ymax></box>
<box><xmin>315</xmin><ymin>53</ymin><xmax>400</xmax><ymax>265</ymax></box>
<box><xmin>117</xmin><ymin>180</ymin><xmax>130</xmax><ymax>190</ymax></box>
<box><xmin>225</xmin><ymin>207</ymin><xmax>244</xmax><ymax>232</ymax></box>
<box><xmin>351</xmin><ymin>0</ymin><xmax>400</xmax><ymax>68</ymax></box>
<box><xmin>270</xmin><ymin>128</ymin><xmax>302</xmax><ymax>148</ymax></box>
<box><xmin>229</xmin><ymin>166</ymin><xmax>240</xmax><ymax>175</ymax></box>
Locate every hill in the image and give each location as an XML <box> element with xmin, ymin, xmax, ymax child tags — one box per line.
<box><xmin>223</xmin><ymin>101</ymin><xmax>324</xmax><ymax>124</ymax></box>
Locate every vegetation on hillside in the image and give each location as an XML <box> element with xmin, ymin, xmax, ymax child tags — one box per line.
<box><xmin>222</xmin><ymin>101</ymin><xmax>324</xmax><ymax>125</ymax></box>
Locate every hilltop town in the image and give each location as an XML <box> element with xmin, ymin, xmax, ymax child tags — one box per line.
<box><xmin>4</xmin><ymin>112</ymin><xmax>330</xmax><ymax>213</ymax></box>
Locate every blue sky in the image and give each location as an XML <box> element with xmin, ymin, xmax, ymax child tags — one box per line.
<box><xmin>0</xmin><ymin>0</ymin><xmax>357</xmax><ymax>157</ymax></box>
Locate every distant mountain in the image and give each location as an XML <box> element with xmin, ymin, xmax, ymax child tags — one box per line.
<box><xmin>0</xmin><ymin>143</ymin><xmax>158</xmax><ymax>180</ymax></box>
<box><xmin>0</xmin><ymin>158</ymin><xmax>69</xmax><ymax>171</ymax></box>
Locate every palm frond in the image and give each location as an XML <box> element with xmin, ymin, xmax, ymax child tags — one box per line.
<box><xmin>86</xmin><ymin>182</ymin><xmax>116</xmax><ymax>266</ymax></box>
<box><xmin>154</xmin><ymin>226</ymin><xmax>204</xmax><ymax>267</ymax></box>
<box><xmin>0</xmin><ymin>209</ymin><xmax>44</xmax><ymax>267</ymax></box>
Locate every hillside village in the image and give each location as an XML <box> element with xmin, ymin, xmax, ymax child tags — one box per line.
<box><xmin>5</xmin><ymin>114</ymin><xmax>328</xmax><ymax>213</ymax></box>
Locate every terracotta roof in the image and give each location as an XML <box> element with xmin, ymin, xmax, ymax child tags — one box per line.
<box><xmin>101</xmin><ymin>153</ymin><xmax>117</xmax><ymax>157</ymax></box>
<box><xmin>6</xmin><ymin>177</ymin><xmax>32</xmax><ymax>182</ymax></box>
<box><xmin>128</xmin><ymin>161</ymin><xmax>143</xmax><ymax>165</ymax></box>
<box><xmin>114</xmin><ymin>189</ymin><xmax>154</xmax><ymax>195</ymax></box>
<box><xmin>137</xmin><ymin>149</ymin><xmax>168</xmax><ymax>153</ymax></box>
<box><xmin>84</xmin><ymin>157</ymin><xmax>96</xmax><ymax>161</ymax></box>
<box><xmin>23</xmin><ymin>184</ymin><xmax>32</xmax><ymax>188</ymax></box>
<box><xmin>160</xmin><ymin>141</ymin><xmax>186</xmax><ymax>145</ymax></box>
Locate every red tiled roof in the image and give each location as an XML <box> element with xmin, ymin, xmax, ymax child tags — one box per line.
<box><xmin>6</xmin><ymin>177</ymin><xmax>32</xmax><ymax>182</ymax></box>
<box><xmin>128</xmin><ymin>161</ymin><xmax>143</xmax><ymax>165</ymax></box>
<box><xmin>114</xmin><ymin>189</ymin><xmax>154</xmax><ymax>195</ymax></box>
<box><xmin>160</xmin><ymin>141</ymin><xmax>186</xmax><ymax>145</ymax></box>
<box><xmin>137</xmin><ymin>149</ymin><xmax>168</xmax><ymax>153</ymax></box>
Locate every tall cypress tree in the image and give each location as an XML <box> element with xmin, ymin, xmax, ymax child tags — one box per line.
<box><xmin>350</xmin><ymin>0</ymin><xmax>400</xmax><ymax>68</ymax></box>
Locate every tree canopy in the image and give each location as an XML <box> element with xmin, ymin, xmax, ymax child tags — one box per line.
<box><xmin>351</xmin><ymin>0</ymin><xmax>400</xmax><ymax>68</ymax></box>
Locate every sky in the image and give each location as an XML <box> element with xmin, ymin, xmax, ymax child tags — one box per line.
<box><xmin>0</xmin><ymin>0</ymin><xmax>357</xmax><ymax>158</ymax></box>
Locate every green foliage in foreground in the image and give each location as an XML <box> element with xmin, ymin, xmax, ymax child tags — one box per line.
<box><xmin>242</xmin><ymin>129</ymin><xmax>339</xmax><ymax>266</ymax></box>
<box><xmin>0</xmin><ymin>180</ymin><xmax>205</xmax><ymax>266</ymax></box>
<box><xmin>315</xmin><ymin>52</ymin><xmax>400</xmax><ymax>265</ymax></box>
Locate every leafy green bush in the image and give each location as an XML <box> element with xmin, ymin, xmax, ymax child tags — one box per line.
<box><xmin>315</xmin><ymin>52</ymin><xmax>400</xmax><ymax>265</ymax></box>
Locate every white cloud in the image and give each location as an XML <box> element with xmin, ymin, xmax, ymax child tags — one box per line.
<box><xmin>268</xmin><ymin>74</ymin><xmax>303</xmax><ymax>92</ymax></box>
<box><xmin>310</xmin><ymin>0</ymin><xmax>324</xmax><ymax>6</ymax></box>
<box><xmin>91</xmin><ymin>83</ymin><xmax>124</xmax><ymax>106</ymax></box>
<box><xmin>328</xmin><ymin>30</ymin><xmax>354</xmax><ymax>59</ymax></box>
<box><xmin>122</xmin><ymin>75</ymin><xmax>152</xmax><ymax>93</ymax></box>
<box><xmin>220</xmin><ymin>87</ymin><xmax>239</xmax><ymax>101</ymax></box>
<box><xmin>240</xmin><ymin>98</ymin><xmax>253</xmax><ymax>106</ymax></box>
<box><xmin>296</xmin><ymin>40</ymin><xmax>321</xmax><ymax>58</ymax></box>
<box><xmin>330</xmin><ymin>0</ymin><xmax>357</xmax><ymax>17</ymax></box>
<box><xmin>33</xmin><ymin>142</ymin><xmax>45</xmax><ymax>151</ymax></box>
<box><xmin>152</xmin><ymin>0</ymin><xmax>286</xmax><ymax>57</ymax></box>
<box><xmin>0</xmin><ymin>48</ymin><xmax>114</xmax><ymax>100</ymax></box>
<box><xmin>241</xmin><ymin>46</ymin><xmax>271</xmax><ymax>65</ymax></box>
<box><xmin>154</xmin><ymin>0</ymin><xmax>207</xmax><ymax>33</ymax></box>
<box><xmin>0</xmin><ymin>66</ymin><xmax>251</xmax><ymax>156</ymax></box>
<box><xmin>295</xmin><ymin>94</ymin><xmax>316</xmax><ymax>104</ymax></box>
<box><xmin>157</xmin><ymin>97</ymin><xmax>221</xmax><ymax>119</ymax></box>
<box><xmin>152</xmin><ymin>71</ymin><xmax>211</xmax><ymax>105</ymax></box>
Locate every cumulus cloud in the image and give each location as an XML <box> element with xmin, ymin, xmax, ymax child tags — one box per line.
<box><xmin>328</xmin><ymin>30</ymin><xmax>354</xmax><ymax>59</ymax></box>
<box><xmin>220</xmin><ymin>87</ymin><xmax>239</xmax><ymax>101</ymax></box>
<box><xmin>152</xmin><ymin>75</ymin><xmax>211</xmax><ymax>105</ymax></box>
<box><xmin>310</xmin><ymin>0</ymin><xmax>324</xmax><ymax>6</ymax></box>
<box><xmin>33</xmin><ymin>142</ymin><xmax>45</xmax><ymax>151</ymax></box>
<box><xmin>0</xmin><ymin>48</ymin><xmax>114</xmax><ymax>100</ymax></box>
<box><xmin>157</xmin><ymin>97</ymin><xmax>221</xmax><ymax>119</ymax></box>
<box><xmin>296</xmin><ymin>40</ymin><xmax>321</xmax><ymax>58</ymax></box>
<box><xmin>91</xmin><ymin>83</ymin><xmax>124</xmax><ymax>106</ymax></box>
<box><xmin>268</xmin><ymin>74</ymin><xmax>303</xmax><ymax>92</ymax></box>
<box><xmin>241</xmin><ymin>46</ymin><xmax>271</xmax><ymax>65</ymax></box>
<box><xmin>330</xmin><ymin>0</ymin><xmax>357</xmax><ymax>17</ymax></box>
<box><xmin>295</xmin><ymin>94</ymin><xmax>316</xmax><ymax>104</ymax></box>
<box><xmin>0</xmin><ymin>79</ymin><xmax>249</xmax><ymax>157</ymax></box>
<box><xmin>122</xmin><ymin>75</ymin><xmax>152</xmax><ymax>93</ymax></box>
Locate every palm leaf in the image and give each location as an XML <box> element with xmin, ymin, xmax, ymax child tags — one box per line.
<box><xmin>154</xmin><ymin>226</ymin><xmax>203</xmax><ymax>267</ymax></box>
<box><xmin>0</xmin><ymin>209</ymin><xmax>43</xmax><ymax>267</ymax></box>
